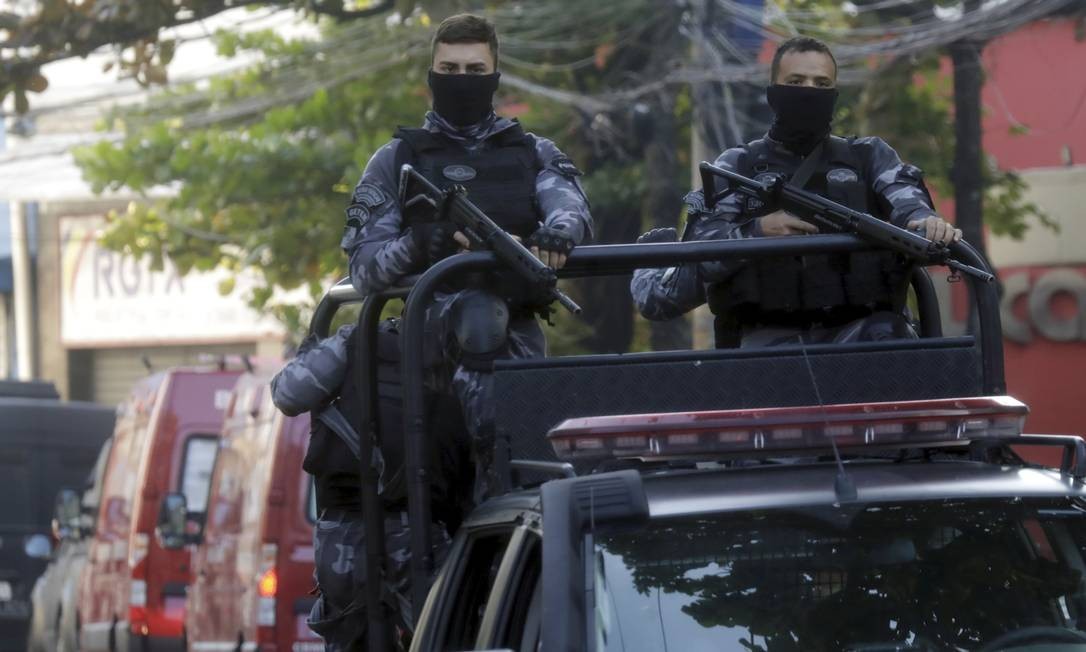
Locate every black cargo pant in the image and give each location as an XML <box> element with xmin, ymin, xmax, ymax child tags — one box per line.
<box><xmin>308</xmin><ymin>510</ymin><xmax>450</xmax><ymax>651</ymax></box>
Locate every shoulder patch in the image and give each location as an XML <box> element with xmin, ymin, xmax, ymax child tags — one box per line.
<box><xmin>352</xmin><ymin>182</ymin><xmax>387</xmax><ymax>209</ymax></box>
<box><xmin>826</xmin><ymin>168</ymin><xmax>859</xmax><ymax>184</ymax></box>
<box><xmin>345</xmin><ymin>205</ymin><xmax>370</xmax><ymax>228</ymax></box>
<box><xmin>551</xmin><ymin>156</ymin><xmax>583</xmax><ymax>177</ymax></box>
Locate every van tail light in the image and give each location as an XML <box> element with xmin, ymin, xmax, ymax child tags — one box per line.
<box><xmin>128</xmin><ymin>532</ymin><xmax>150</xmax><ymax>634</ymax></box>
<box><xmin>128</xmin><ymin>586</ymin><xmax>149</xmax><ymax>635</ymax></box>
<box><xmin>129</xmin><ymin>533</ymin><xmax>150</xmax><ymax>570</ymax></box>
<box><xmin>258</xmin><ymin>567</ymin><xmax>278</xmax><ymax>597</ymax></box>
<box><xmin>548</xmin><ymin>396</ymin><xmax>1029</xmax><ymax>461</ymax></box>
<box><xmin>256</xmin><ymin>543</ymin><xmax>278</xmax><ymax>628</ymax></box>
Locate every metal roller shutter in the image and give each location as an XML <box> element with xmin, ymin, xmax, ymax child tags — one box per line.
<box><xmin>87</xmin><ymin>343</ymin><xmax>256</xmax><ymax>406</ymax></box>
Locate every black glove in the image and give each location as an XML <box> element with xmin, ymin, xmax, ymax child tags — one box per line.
<box><xmin>637</xmin><ymin>227</ymin><xmax>678</xmax><ymax>244</ymax></box>
<box><xmin>408</xmin><ymin>222</ymin><xmax>459</xmax><ymax>265</ymax></box>
<box><xmin>526</xmin><ymin>225</ymin><xmax>575</xmax><ymax>255</ymax></box>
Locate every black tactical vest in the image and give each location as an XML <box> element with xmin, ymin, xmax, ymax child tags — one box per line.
<box><xmin>302</xmin><ymin>328</ymin><xmax>375</xmax><ymax>511</ymax></box>
<box><xmin>394</xmin><ymin>122</ymin><xmax>540</xmax><ymax>239</ymax></box>
<box><xmin>707</xmin><ymin>136</ymin><xmax>912</xmax><ymax>342</ymax></box>
<box><xmin>304</xmin><ymin>321</ymin><xmax>472</xmax><ymax>519</ymax></box>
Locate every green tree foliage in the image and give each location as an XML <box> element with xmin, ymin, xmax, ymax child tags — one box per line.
<box><xmin>848</xmin><ymin>54</ymin><xmax>1056</xmax><ymax>240</ymax></box>
<box><xmin>0</xmin><ymin>0</ymin><xmax>403</xmax><ymax>113</ymax></box>
<box><xmin>76</xmin><ymin>19</ymin><xmax>429</xmax><ymax>333</ymax></box>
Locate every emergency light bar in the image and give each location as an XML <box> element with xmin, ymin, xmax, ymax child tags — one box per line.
<box><xmin>547</xmin><ymin>396</ymin><xmax>1029</xmax><ymax>461</ymax></box>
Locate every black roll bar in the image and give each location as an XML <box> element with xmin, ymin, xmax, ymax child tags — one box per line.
<box><xmin>911</xmin><ymin>267</ymin><xmax>943</xmax><ymax>338</ymax></box>
<box><xmin>355</xmin><ymin>295</ymin><xmax>390</xmax><ymax>651</ymax></box>
<box><xmin>308</xmin><ymin>279</ymin><xmax>411</xmax><ymax>649</ymax></box>
<box><xmin>397</xmin><ymin>234</ymin><xmax>1004</xmax><ymax>623</ymax></box>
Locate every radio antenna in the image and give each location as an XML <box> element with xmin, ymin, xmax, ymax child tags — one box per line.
<box><xmin>797</xmin><ymin>335</ymin><xmax>857</xmax><ymax>503</ymax></box>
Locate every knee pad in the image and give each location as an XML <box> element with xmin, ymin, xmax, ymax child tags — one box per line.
<box><xmin>450</xmin><ymin>292</ymin><xmax>510</xmax><ymax>369</ymax></box>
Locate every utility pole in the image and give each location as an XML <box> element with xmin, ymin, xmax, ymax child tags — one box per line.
<box><xmin>950</xmin><ymin>0</ymin><xmax>988</xmax><ymax>260</ymax></box>
<box><xmin>643</xmin><ymin>6</ymin><xmax>692</xmax><ymax>352</ymax></box>
<box><xmin>0</xmin><ymin>119</ymin><xmax>7</xmax><ymax>379</ymax></box>
<box><xmin>10</xmin><ymin>201</ymin><xmax>36</xmax><ymax>380</ymax></box>
<box><xmin>644</xmin><ymin>95</ymin><xmax>693</xmax><ymax>351</ymax></box>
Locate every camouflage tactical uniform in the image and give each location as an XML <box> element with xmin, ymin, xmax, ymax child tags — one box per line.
<box><xmin>631</xmin><ymin>135</ymin><xmax>935</xmax><ymax>346</ymax></box>
<box><xmin>272</xmin><ymin>326</ymin><xmax>451</xmax><ymax>651</ymax></box>
<box><xmin>342</xmin><ymin>110</ymin><xmax>592</xmax><ymax>480</ymax></box>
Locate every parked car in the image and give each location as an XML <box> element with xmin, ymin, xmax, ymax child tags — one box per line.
<box><xmin>77</xmin><ymin>367</ymin><xmax>240</xmax><ymax>652</ymax></box>
<box><xmin>0</xmin><ymin>380</ymin><xmax>113</xmax><ymax>652</ymax></box>
<box><xmin>28</xmin><ymin>437</ymin><xmax>114</xmax><ymax>652</ymax></box>
<box><xmin>183</xmin><ymin>369</ymin><xmax>321</xmax><ymax>652</ymax></box>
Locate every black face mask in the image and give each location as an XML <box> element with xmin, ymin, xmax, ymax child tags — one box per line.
<box><xmin>428</xmin><ymin>71</ymin><xmax>500</xmax><ymax>127</ymax></box>
<box><xmin>766</xmin><ymin>84</ymin><xmax>839</xmax><ymax>155</ymax></box>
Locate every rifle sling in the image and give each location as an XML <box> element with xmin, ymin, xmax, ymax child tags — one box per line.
<box><xmin>790</xmin><ymin>140</ymin><xmax>825</xmax><ymax>191</ymax></box>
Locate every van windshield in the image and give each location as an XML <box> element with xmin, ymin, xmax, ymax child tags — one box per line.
<box><xmin>180</xmin><ymin>436</ymin><xmax>218</xmax><ymax>514</ymax></box>
<box><xmin>594</xmin><ymin>498</ymin><xmax>1086</xmax><ymax>652</ymax></box>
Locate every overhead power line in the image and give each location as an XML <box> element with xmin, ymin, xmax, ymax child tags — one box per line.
<box><xmin>9</xmin><ymin>0</ymin><xmax>1075</xmax><ymax>138</ymax></box>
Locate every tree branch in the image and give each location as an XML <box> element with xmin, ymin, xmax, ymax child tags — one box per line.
<box><xmin>307</xmin><ymin>0</ymin><xmax>395</xmax><ymax>21</ymax></box>
<box><xmin>0</xmin><ymin>0</ymin><xmax>394</xmax><ymax>101</ymax></box>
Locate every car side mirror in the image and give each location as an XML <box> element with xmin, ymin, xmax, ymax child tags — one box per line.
<box><xmin>52</xmin><ymin>488</ymin><xmax>82</xmax><ymax>541</ymax></box>
<box><xmin>156</xmin><ymin>493</ymin><xmax>188</xmax><ymax>550</ymax></box>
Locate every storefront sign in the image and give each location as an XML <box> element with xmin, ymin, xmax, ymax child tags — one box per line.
<box><xmin>60</xmin><ymin>216</ymin><xmax>285</xmax><ymax>347</ymax></box>
<box><xmin>1001</xmin><ymin>267</ymin><xmax>1086</xmax><ymax>344</ymax></box>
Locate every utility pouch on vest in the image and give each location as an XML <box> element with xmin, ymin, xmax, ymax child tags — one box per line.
<box><xmin>757</xmin><ymin>257</ymin><xmax>804</xmax><ymax>312</ymax></box>
<box><xmin>801</xmin><ymin>255</ymin><xmax>848</xmax><ymax>310</ymax></box>
<box><xmin>709</xmin><ymin>136</ymin><xmax>909</xmax><ymax>327</ymax></box>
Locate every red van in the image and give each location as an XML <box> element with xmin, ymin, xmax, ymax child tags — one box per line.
<box><xmin>184</xmin><ymin>370</ymin><xmax>321</xmax><ymax>652</ymax></box>
<box><xmin>77</xmin><ymin>368</ymin><xmax>240</xmax><ymax>652</ymax></box>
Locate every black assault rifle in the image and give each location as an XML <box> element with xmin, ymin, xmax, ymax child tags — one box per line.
<box><xmin>698</xmin><ymin>161</ymin><xmax>995</xmax><ymax>283</ymax></box>
<box><xmin>399</xmin><ymin>163</ymin><xmax>582</xmax><ymax>314</ymax></box>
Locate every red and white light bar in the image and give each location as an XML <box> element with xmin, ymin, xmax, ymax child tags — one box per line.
<box><xmin>547</xmin><ymin>396</ymin><xmax>1029</xmax><ymax>461</ymax></box>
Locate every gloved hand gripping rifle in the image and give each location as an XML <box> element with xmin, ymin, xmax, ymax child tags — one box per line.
<box><xmin>698</xmin><ymin>161</ymin><xmax>994</xmax><ymax>283</ymax></box>
<box><xmin>399</xmin><ymin>163</ymin><xmax>582</xmax><ymax>314</ymax></box>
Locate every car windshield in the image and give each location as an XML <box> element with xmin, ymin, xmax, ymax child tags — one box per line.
<box><xmin>594</xmin><ymin>498</ymin><xmax>1086</xmax><ymax>651</ymax></box>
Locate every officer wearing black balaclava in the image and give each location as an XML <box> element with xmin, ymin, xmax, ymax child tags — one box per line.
<box><xmin>631</xmin><ymin>35</ymin><xmax>961</xmax><ymax>348</ymax></box>
<box><xmin>311</xmin><ymin>13</ymin><xmax>592</xmax><ymax>651</ymax></box>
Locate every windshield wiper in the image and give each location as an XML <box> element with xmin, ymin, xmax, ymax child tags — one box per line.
<box><xmin>847</xmin><ymin>643</ymin><xmax>930</xmax><ymax>651</ymax></box>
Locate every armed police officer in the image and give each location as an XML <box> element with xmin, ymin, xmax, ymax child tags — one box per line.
<box><xmin>278</xmin><ymin>15</ymin><xmax>590</xmax><ymax>651</ymax></box>
<box><xmin>631</xmin><ymin>36</ymin><xmax>960</xmax><ymax>348</ymax></box>
<box><xmin>283</xmin><ymin>15</ymin><xmax>591</xmax><ymax>650</ymax></box>
<box><xmin>272</xmin><ymin>325</ymin><xmax>456</xmax><ymax>650</ymax></box>
<box><xmin>342</xmin><ymin>13</ymin><xmax>591</xmax><ymax>479</ymax></box>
